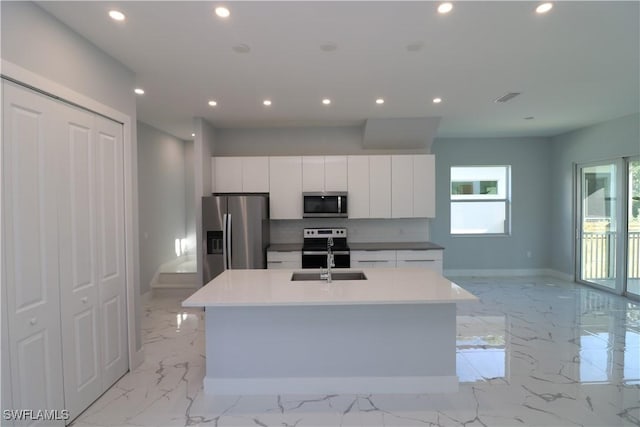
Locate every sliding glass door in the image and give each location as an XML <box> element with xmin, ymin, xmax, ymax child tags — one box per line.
<box><xmin>627</xmin><ymin>158</ymin><xmax>640</xmax><ymax>297</ymax></box>
<box><xmin>578</xmin><ymin>162</ymin><xmax>620</xmax><ymax>291</ymax></box>
<box><xmin>577</xmin><ymin>157</ymin><xmax>640</xmax><ymax>298</ymax></box>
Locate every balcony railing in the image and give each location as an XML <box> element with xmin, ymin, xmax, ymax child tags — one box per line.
<box><xmin>582</xmin><ymin>231</ymin><xmax>640</xmax><ymax>280</ymax></box>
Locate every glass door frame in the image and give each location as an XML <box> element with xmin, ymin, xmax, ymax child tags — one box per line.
<box><xmin>625</xmin><ymin>156</ymin><xmax>640</xmax><ymax>300</ymax></box>
<box><xmin>575</xmin><ymin>158</ymin><xmax>625</xmax><ymax>295</ymax></box>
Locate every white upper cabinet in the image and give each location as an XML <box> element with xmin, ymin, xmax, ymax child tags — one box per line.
<box><xmin>213</xmin><ymin>156</ymin><xmax>269</xmax><ymax>193</ymax></box>
<box><xmin>269</xmin><ymin>156</ymin><xmax>302</xmax><ymax>219</ymax></box>
<box><xmin>243</xmin><ymin>157</ymin><xmax>270</xmax><ymax>192</ymax></box>
<box><xmin>391</xmin><ymin>155</ymin><xmax>414</xmax><ymax>218</ymax></box>
<box><xmin>214</xmin><ymin>157</ymin><xmax>242</xmax><ymax>192</ymax></box>
<box><xmin>414</xmin><ymin>154</ymin><xmax>435</xmax><ymax>217</ymax></box>
<box><xmin>324</xmin><ymin>156</ymin><xmax>348</xmax><ymax>191</ymax></box>
<box><xmin>390</xmin><ymin>154</ymin><xmax>435</xmax><ymax>218</ymax></box>
<box><xmin>369</xmin><ymin>155</ymin><xmax>392</xmax><ymax>218</ymax></box>
<box><xmin>302</xmin><ymin>156</ymin><xmax>347</xmax><ymax>192</ymax></box>
<box><xmin>302</xmin><ymin>156</ymin><xmax>325</xmax><ymax>192</ymax></box>
<box><xmin>347</xmin><ymin>156</ymin><xmax>370</xmax><ymax>218</ymax></box>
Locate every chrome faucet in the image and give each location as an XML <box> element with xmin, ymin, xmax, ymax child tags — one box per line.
<box><xmin>321</xmin><ymin>237</ymin><xmax>335</xmax><ymax>283</ymax></box>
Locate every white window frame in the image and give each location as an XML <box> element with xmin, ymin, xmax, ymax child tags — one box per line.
<box><xmin>450</xmin><ymin>165</ymin><xmax>512</xmax><ymax>236</ymax></box>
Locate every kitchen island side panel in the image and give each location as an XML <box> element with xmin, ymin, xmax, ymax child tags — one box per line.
<box><xmin>204</xmin><ymin>303</ymin><xmax>456</xmax><ymax>393</ymax></box>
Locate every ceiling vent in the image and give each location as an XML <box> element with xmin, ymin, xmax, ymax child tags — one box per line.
<box><xmin>494</xmin><ymin>92</ymin><xmax>521</xmax><ymax>103</ymax></box>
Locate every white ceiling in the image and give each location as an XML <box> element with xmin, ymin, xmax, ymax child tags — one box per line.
<box><xmin>38</xmin><ymin>1</ymin><xmax>639</xmax><ymax>141</ymax></box>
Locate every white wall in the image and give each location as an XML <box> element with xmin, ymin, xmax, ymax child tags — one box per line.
<box><xmin>1</xmin><ymin>1</ymin><xmax>142</xmax><ymax>352</ymax></box>
<box><xmin>194</xmin><ymin>118</ymin><xmax>216</xmax><ymax>286</ymax></box>
<box><xmin>137</xmin><ymin>122</ymin><xmax>188</xmax><ymax>294</ymax></box>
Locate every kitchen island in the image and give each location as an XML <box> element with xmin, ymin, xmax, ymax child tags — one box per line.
<box><xmin>182</xmin><ymin>268</ymin><xmax>477</xmax><ymax>395</ymax></box>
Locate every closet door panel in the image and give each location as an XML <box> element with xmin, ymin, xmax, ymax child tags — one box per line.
<box><xmin>2</xmin><ymin>82</ymin><xmax>65</xmax><ymax>424</ymax></box>
<box><xmin>94</xmin><ymin>116</ymin><xmax>128</xmax><ymax>389</ymax></box>
<box><xmin>57</xmin><ymin>104</ymin><xmax>102</xmax><ymax>419</ymax></box>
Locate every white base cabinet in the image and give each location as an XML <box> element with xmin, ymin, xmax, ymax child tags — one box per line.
<box><xmin>351</xmin><ymin>250</ymin><xmax>396</xmax><ymax>269</ymax></box>
<box><xmin>2</xmin><ymin>81</ymin><xmax>128</xmax><ymax>425</ymax></box>
<box><xmin>267</xmin><ymin>251</ymin><xmax>302</xmax><ymax>269</ymax></box>
<box><xmin>351</xmin><ymin>249</ymin><xmax>443</xmax><ymax>274</ymax></box>
<box><xmin>396</xmin><ymin>250</ymin><xmax>443</xmax><ymax>275</ymax></box>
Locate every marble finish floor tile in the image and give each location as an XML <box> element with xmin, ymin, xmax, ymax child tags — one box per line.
<box><xmin>71</xmin><ymin>277</ymin><xmax>640</xmax><ymax>427</ymax></box>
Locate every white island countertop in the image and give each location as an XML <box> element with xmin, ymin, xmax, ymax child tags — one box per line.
<box><xmin>182</xmin><ymin>268</ymin><xmax>478</xmax><ymax>307</ymax></box>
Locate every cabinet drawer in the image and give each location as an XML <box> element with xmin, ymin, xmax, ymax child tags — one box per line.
<box><xmin>396</xmin><ymin>259</ymin><xmax>443</xmax><ymax>274</ymax></box>
<box><xmin>267</xmin><ymin>260</ymin><xmax>300</xmax><ymax>270</ymax></box>
<box><xmin>267</xmin><ymin>251</ymin><xmax>301</xmax><ymax>262</ymax></box>
<box><xmin>396</xmin><ymin>249</ymin><xmax>443</xmax><ymax>261</ymax></box>
<box><xmin>350</xmin><ymin>250</ymin><xmax>396</xmax><ymax>262</ymax></box>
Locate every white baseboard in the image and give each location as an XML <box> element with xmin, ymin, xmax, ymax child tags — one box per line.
<box><xmin>203</xmin><ymin>375</ymin><xmax>459</xmax><ymax>395</ymax></box>
<box><xmin>443</xmin><ymin>268</ymin><xmax>577</xmax><ymax>282</ymax></box>
<box><xmin>544</xmin><ymin>269</ymin><xmax>576</xmax><ymax>282</ymax></box>
<box><xmin>444</xmin><ymin>268</ymin><xmax>549</xmax><ymax>278</ymax></box>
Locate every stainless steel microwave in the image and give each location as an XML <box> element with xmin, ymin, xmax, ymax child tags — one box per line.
<box><xmin>302</xmin><ymin>192</ymin><xmax>348</xmax><ymax>218</ymax></box>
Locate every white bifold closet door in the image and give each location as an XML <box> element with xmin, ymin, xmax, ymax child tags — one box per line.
<box><xmin>2</xmin><ymin>81</ymin><xmax>128</xmax><ymax>425</ymax></box>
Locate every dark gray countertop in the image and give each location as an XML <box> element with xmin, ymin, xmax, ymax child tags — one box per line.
<box><xmin>267</xmin><ymin>243</ymin><xmax>303</xmax><ymax>252</ymax></box>
<box><xmin>348</xmin><ymin>242</ymin><xmax>444</xmax><ymax>251</ymax></box>
<box><xmin>268</xmin><ymin>242</ymin><xmax>444</xmax><ymax>251</ymax></box>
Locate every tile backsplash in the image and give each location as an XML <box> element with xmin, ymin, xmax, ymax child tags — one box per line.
<box><xmin>270</xmin><ymin>218</ymin><xmax>430</xmax><ymax>244</ymax></box>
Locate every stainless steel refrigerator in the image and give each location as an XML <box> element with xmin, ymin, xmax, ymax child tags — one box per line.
<box><xmin>202</xmin><ymin>194</ymin><xmax>270</xmax><ymax>283</ymax></box>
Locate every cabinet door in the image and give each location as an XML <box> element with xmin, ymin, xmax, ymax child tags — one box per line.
<box><xmin>391</xmin><ymin>155</ymin><xmax>414</xmax><ymax>218</ymax></box>
<box><xmin>214</xmin><ymin>157</ymin><xmax>242</xmax><ymax>193</ymax></box>
<box><xmin>324</xmin><ymin>156</ymin><xmax>348</xmax><ymax>191</ymax></box>
<box><xmin>242</xmin><ymin>157</ymin><xmax>269</xmax><ymax>192</ymax></box>
<box><xmin>347</xmin><ymin>156</ymin><xmax>369</xmax><ymax>218</ymax></box>
<box><xmin>2</xmin><ymin>82</ymin><xmax>65</xmax><ymax>424</ymax></box>
<box><xmin>269</xmin><ymin>157</ymin><xmax>302</xmax><ymax>219</ymax></box>
<box><xmin>413</xmin><ymin>155</ymin><xmax>435</xmax><ymax>218</ymax></box>
<box><xmin>369</xmin><ymin>156</ymin><xmax>391</xmax><ymax>218</ymax></box>
<box><xmin>302</xmin><ymin>156</ymin><xmax>324</xmax><ymax>192</ymax></box>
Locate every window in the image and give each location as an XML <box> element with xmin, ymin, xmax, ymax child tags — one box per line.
<box><xmin>450</xmin><ymin>166</ymin><xmax>511</xmax><ymax>235</ymax></box>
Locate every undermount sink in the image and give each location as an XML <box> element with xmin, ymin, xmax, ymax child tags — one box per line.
<box><xmin>290</xmin><ymin>271</ymin><xmax>368</xmax><ymax>282</ymax></box>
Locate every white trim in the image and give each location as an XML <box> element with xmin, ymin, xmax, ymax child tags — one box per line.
<box><xmin>203</xmin><ymin>375</ymin><xmax>459</xmax><ymax>395</ymax></box>
<box><xmin>444</xmin><ymin>268</ymin><xmax>550</xmax><ymax>278</ymax></box>
<box><xmin>545</xmin><ymin>269</ymin><xmax>576</xmax><ymax>282</ymax></box>
<box><xmin>1</xmin><ymin>60</ymin><xmax>144</xmax><ymax>369</ymax></box>
<box><xmin>444</xmin><ymin>268</ymin><xmax>577</xmax><ymax>282</ymax></box>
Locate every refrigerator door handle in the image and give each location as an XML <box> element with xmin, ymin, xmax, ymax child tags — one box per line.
<box><xmin>227</xmin><ymin>214</ymin><xmax>232</xmax><ymax>269</ymax></box>
<box><xmin>222</xmin><ymin>213</ymin><xmax>229</xmax><ymax>270</ymax></box>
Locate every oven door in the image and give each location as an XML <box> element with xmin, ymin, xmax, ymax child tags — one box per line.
<box><xmin>302</xmin><ymin>250</ymin><xmax>350</xmax><ymax>269</ymax></box>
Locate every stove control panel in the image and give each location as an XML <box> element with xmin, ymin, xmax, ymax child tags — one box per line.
<box><xmin>303</xmin><ymin>228</ymin><xmax>347</xmax><ymax>239</ymax></box>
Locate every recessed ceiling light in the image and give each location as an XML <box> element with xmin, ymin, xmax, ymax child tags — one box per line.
<box><xmin>437</xmin><ymin>2</ymin><xmax>453</xmax><ymax>14</ymax></box>
<box><xmin>322</xmin><ymin>98</ymin><xmax>331</xmax><ymax>105</ymax></box>
<box><xmin>208</xmin><ymin>100</ymin><xmax>217</xmax><ymax>107</ymax></box>
<box><xmin>536</xmin><ymin>3</ymin><xmax>553</xmax><ymax>14</ymax></box>
<box><xmin>191</xmin><ymin>133</ymin><xmax>195</xmax><ymax>137</ymax></box>
<box><xmin>232</xmin><ymin>44</ymin><xmax>251</xmax><ymax>54</ymax></box>
<box><xmin>134</xmin><ymin>88</ymin><xmax>144</xmax><ymax>95</ymax></box>
<box><xmin>433</xmin><ymin>97</ymin><xmax>442</xmax><ymax>104</ymax></box>
<box><xmin>320</xmin><ymin>42</ymin><xmax>338</xmax><ymax>52</ymax></box>
<box><xmin>406</xmin><ymin>42</ymin><xmax>424</xmax><ymax>52</ymax></box>
<box><xmin>263</xmin><ymin>100</ymin><xmax>272</xmax><ymax>106</ymax></box>
<box><xmin>109</xmin><ymin>10</ymin><xmax>125</xmax><ymax>21</ymax></box>
<box><xmin>375</xmin><ymin>98</ymin><xmax>385</xmax><ymax>105</ymax></box>
<box><xmin>215</xmin><ymin>6</ymin><xmax>230</xmax><ymax>18</ymax></box>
